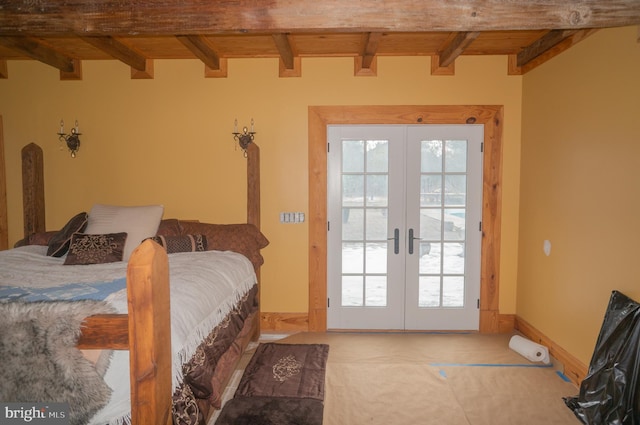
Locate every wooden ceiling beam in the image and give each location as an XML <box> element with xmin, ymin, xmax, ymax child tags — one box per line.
<box><xmin>437</xmin><ymin>31</ymin><xmax>481</xmax><ymax>67</ymax></box>
<box><xmin>272</xmin><ymin>33</ymin><xmax>296</xmax><ymax>70</ymax></box>
<box><xmin>1</xmin><ymin>1</ymin><xmax>638</xmax><ymax>36</ymax></box>
<box><xmin>272</xmin><ymin>33</ymin><xmax>301</xmax><ymax>77</ymax></box>
<box><xmin>81</xmin><ymin>36</ymin><xmax>149</xmax><ymax>72</ymax></box>
<box><xmin>176</xmin><ymin>35</ymin><xmax>227</xmax><ymax>77</ymax></box>
<box><xmin>0</xmin><ymin>37</ymin><xmax>76</xmax><ymax>73</ymax></box>
<box><xmin>516</xmin><ymin>29</ymin><xmax>578</xmax><ymax>67</ymax></box>
<box><xmin>361</xmin><ymin>32</ymin><xmax>382</xmax><ymax>69</ymax></box>
<box><xmin>176</xmin><ymin>35</ymin><xmax>221</xmax><ymax>70</ymax></box>
<box><xmin>508</xmin><ymin>29</ymin><xmax>597</xmax><ymax>75</ymax></box>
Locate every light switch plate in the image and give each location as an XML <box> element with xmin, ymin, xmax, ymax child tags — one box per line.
<box><xmin>280</xmin><ymin>212</ymin><xmax>305</xmax><ymax>223</ymax></box>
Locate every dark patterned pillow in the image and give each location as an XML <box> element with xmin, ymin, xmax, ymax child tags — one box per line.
<box><xmin>177</xmin><ymin>222</ymin><xmax>269</xmax><ymax>269</ymax></box>
<box><xmin>47</xmin><ymin>212</ymin><xmax>89</xmax><ymax>257</ymax></box>
<box><xmin>146</xmin><ymin>234</ymin><xmax>207</xmax><ymax>254</ymax></box>
<box><xmin>64</xmin><ymin>232</ymin><xmax>128</xmax><ymax>265</ymax></box>
<box><xmin>156</xmin><ymin>219</ymin><xmax>182</xmax><ymax>236</ymax></box>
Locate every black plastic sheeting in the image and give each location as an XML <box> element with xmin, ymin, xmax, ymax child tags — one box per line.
<box><xmin>564</xmin><ymin>290</ymin><xmax>640</xmax><ymax>425</ymax></box>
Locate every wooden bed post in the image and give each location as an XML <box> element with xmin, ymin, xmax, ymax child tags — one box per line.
<box><xmin>246</xmin><ymin>142</ymin><xmax>260</xmax><ymax>229</ymax></box>
<box><xmin>246</xmin><ymin>142</ymin><xmax>261</xmax><ymax>338</ymax></box>
<box><xmin>127</xmin><ymin>239</ymin><xmax>173</xmax><ymax>425</ymax></box>
<box><xmin>21</xmin><ymin>143</ymin><xmax>45</xmax><ymax>238</ymax></box>
<box><xmin>0</xmin><ymin>116</ymin><xmax>8</xmax><ymax>250</ymax></box>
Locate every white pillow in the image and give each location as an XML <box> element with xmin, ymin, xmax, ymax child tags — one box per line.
<box><xmin>85</xmin><ymin>204</ymin><xmax>164</xmax><ymax>261</ymax></box>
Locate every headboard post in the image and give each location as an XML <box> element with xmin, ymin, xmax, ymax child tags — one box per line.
<box><xmin>246</xmin><ymin>142</ymin><xmax>261</xmax><ymax>337</ymax></box>
<box><xmin>21</xmin><ymin>143</ymin><xmax>45</xmax><ymax>238</ymax></box>
<box><xmin>246</xmin><ymin>142</ymin><xmax>260</xmax><ymax>229</ymax></box>
<box><xmin>0</xmin><ymin>116</ymin><xmax>8</xmax><ymax>250</ymax></box>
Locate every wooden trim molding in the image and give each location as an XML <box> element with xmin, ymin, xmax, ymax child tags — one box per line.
<box><xmin>431</xmin><ymin>56</ymin><xmax>455</xmax><ymax>76</ymax></box>
<box><xmin>260</xmin><ymin>312</ymin><xmax>514</xmax><ymax>334</ymax></box>
<box><xmin>515</xmin><ymin>316</ymin><xmax>588</xmax><ymax>386</ymax></box>
<box><xmin>260</xmin><ymin>312</ymin><xmax>309</xmax><ymax>332</ymax></box>
<box><xmin>308</xmin><ymin>105</ymin><xmax>504</xmax><ymax>333</ymax></box>
<box><xmin>354</xmin><ymin>56</ymin><xmax>377</xmax><ymax>77</ymax></box>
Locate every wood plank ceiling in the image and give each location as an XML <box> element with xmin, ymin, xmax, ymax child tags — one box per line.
<box><xmin>0</xmin><ymin>0</ymin><xmax>639</xmax><ymax>80</ymax></box>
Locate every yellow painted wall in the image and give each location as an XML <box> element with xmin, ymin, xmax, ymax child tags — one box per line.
<box><xmin>0</xmin><ymin>54</ymin><xmax>522</xmax><ymax>316</ymax></box>
<box><xmin>519</xmin><ymin>26</ymin><xmax>640</xmax><ymax>364</ymax></box>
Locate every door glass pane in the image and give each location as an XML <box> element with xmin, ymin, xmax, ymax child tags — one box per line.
<box><xmin>420</xmin><ymin>209</ymin><xmax>441</xmax><ymax>240</ymax></box>
<box><xmin>342</xmin><ymin>275</ymin><xmax>363</xmax><ymax>306</ymax></box>
<box><xmin>443</xmin><ymin>242</ymin><xmax>465</xmax><ymax>274</ymax></box>
<box><xmin>444</xmin><ymin>208</ymin><xmax>465</xmax><ymax>241</ymax></box>
<box><xmin>343</xmin><ymin>175</ymin><xmax>364</xmax><ymax>206</ymax></box>
<box><xmin>366</xmin><ymin>140</ymin><xmax>388</xmax><ymax>172</ymax></box>
<box><xmin>421</xmin><ymin>140</ymin><xmax>442</xmax><ymax>173</ymax></box>
<box><xmin>419</xmin><ymin>242</ymin><xmax>440</xmax><ymax>274</ymax></box>
<box><xmin>420</xmin><ymin>175</ymin><xmax>442</xmax><ymax>206</ymax></box>
<box><xmin>419</xmin><ymin>139</ymin><xmax>469</xmax><ymax>308</ymax></box>
<box><xmin>365</xmin><ymin>243</ymin><xmax>387</xmax><ymax>274</ymax></box>
<box><xmin>366</xmin><ymin>276</ymin><xmax>387</xmax><ymax>306</ymax></box>
<box><xmin>342</xmin><ymin>208</ymin><xmax>363</xmax><ymax>239</ymax></box>
<box><xmin>343</xmin><ymin>140</ymin><xmax>364</xmax><ymax>172</ymax></box>
<box><xmin>443</xmin><ymin>276</ymin><xmax>464</xmax><ymax>307</ymax></box>
<box><xmin>366</xmin><ymin>209</ymin><xmax>387</xmax><ymax>240</ymax></box>
<box><xmin>342</xmin><ymin>242</ymin><xmax>363</xmax><ymax>273</ymax></box>
<box><xmin>341</xmin><ymin>138</ymin><xmax>390</xmax><ymax>308</ymax></box>
<box><xmin>419</xmin><ymin>276</ymin><xmax>440</xmax><ymax>307</ymax></box>
<box><xmin>444</xmin><ymin>175</ymin><xmax>466</xmax><ymax>206</ymax></box>
<box><xmin>366</xmin><ymin>175</ymin><xmax>388</xmax><ymax>206</ymax></box>
<box><xmin>445</xmin><ymin>140</ymin><xmax>467</xmax><ymax>172</ymax></box>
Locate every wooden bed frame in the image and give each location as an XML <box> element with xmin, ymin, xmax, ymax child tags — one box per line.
<box><xmin>9</xmin><ymin>141</ymin><xmax>262</xmax><ymax>425</ymax></box>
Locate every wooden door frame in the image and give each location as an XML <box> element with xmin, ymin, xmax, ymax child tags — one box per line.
<box><xmin>308</xmin><ymin>105</ymin><xmax>504</xmax><ymax>333</ymax></box>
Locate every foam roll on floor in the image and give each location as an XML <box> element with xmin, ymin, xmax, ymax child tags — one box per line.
<box><xmin>509</xmin><ymin>335</ymin><xmax>551</xmax><ymax>364</ymax></box>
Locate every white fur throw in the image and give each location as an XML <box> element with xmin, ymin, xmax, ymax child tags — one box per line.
<box><xmin>0</xmin><ymin>300</ymin><xmax>114</xmax><ymax>425</ymax></box>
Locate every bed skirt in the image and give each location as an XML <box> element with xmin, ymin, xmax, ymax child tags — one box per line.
<box><xmin>172</xmin><ymin>284</ymin><xmax>258</xmax><ymax>425</ymax></box>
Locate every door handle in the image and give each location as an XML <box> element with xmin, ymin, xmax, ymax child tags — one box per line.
<box><xmin>388</xmin><ymin>228</ymin><xmax>400</xmax><ymax>254</ymax></box>
<box><xmin>408</xmin><ymin>228</ymin><xmax>421</xmax><ymax>255</ymax></box>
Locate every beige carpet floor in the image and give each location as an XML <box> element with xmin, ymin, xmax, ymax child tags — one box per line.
<box><xmin>209</xmin><ymin>332</ymin><xmax>582</xmax><ymax>425</ymax></box>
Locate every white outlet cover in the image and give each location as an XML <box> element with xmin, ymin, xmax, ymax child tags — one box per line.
<box><xmin>543</xmin><ymin>240</ymin><xmax>551</xmax><ymax>256</ymax></box>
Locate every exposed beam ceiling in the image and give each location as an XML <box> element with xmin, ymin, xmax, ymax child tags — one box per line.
<box><xmin>0</xmin><ymin>0</ymin><xmax>638</xmax><ymax>79</ymax></box>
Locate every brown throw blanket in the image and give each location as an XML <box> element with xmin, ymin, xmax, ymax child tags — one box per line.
<box><xmin>215</xmin><ymin>343</ymin><xmax>329</xmax><ymax>425</ymax></box>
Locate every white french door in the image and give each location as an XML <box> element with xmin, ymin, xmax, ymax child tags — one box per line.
<box><xmin>327</xmin><ymin>124</ymin><xmax>483</xmax><ymax>330</ymax></box>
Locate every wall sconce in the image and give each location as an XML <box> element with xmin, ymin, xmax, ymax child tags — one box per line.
<box><xmin>57</xmin><ymin>119</ymin><xmax>82</xmax><ymax>158</ymax></box>
<box><xmin>232</xmin><ymin>118</ymin><xmax>255</xmax><ymax>157</ymax></box>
